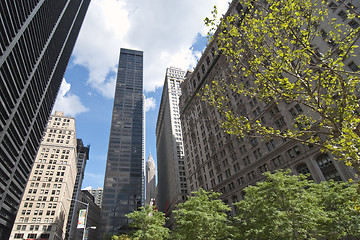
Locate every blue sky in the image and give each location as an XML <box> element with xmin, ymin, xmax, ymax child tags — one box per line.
<box><xmin>52</xmin><ymin>0</ymin><xmax>228</xmax><ymax>189</ymax></box>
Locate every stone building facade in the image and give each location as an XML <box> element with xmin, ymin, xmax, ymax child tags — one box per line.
<box><xmin>179</xmin><ymin>0</ymin><xmax>359</xmax><ymax>214</ymax></box>
<box><xmin>9</xmin><ymin>111</ymin><xmax>78</xmax><ymax>239</ymax></box>
<box><xmin>156</xmin><ymin>67</ymin><xmax>188</xmax><ymax>227</ymax></box>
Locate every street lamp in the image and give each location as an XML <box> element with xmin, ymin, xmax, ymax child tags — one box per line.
<box><xmin>67</xmin><ymin>198</ymin><xmax>89</xmax><ymax>240</ymax></box>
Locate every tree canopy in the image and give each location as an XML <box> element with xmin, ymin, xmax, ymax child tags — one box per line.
<box><xmin>234</xmin><ymin>170</ymin><xmax>360</xmax><ymax>240</ymax></box>
<box><xmin>204</xmin><ymin>0</ymin><xmax>360</xmax><ymax>168</ymax></box>
<box><xmin>125</xmin><ymin>205</ymin><xmax>169</xmax><ymax>240</ymax></box>
<box><xmin>172</xmin><ymin>188</ymin><xmax>234</xmax><ymax>240</ymax></box>
<box><xmin>109</xmin><ymin>174</ymin><xmax>360</xmax><ymax>239</ymax></box>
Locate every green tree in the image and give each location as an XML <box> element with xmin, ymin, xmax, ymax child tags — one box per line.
<box><xmin>125</xmin><ymin>205</ymin><xmax>169</xmax><ymax>240</ymax></box>
<box><xmin>234</xmin><ymin>170</ymin><xmax>360</xmax><ymax>239</ymax></box>
<box><xmin>204</xmin><ymin>0</ymin><xmax>360</xmax><ymax>168</ymax></box>
<box><xmin>111</xmin><ymin>234</ymin><xmax>131</xmax><ymax>240</ymax></box>
<box><xmin>172</xmin><ymin>188</ymin><xmax>234</xmax><ymax>240</ymax></box>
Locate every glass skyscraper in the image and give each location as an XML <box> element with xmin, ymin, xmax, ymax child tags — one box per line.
<box><xmin>0</xmin><ymin>1</ymin><xmax>90</xmax><ymax>238</ymax></box>
<box><xmin>102</xmin><ymin>48</ymin><xmax>144</xmax><ymax>235</ymax></box>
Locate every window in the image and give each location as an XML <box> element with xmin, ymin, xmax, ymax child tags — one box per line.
<box><xmin>297</xmin><ymin>163</ymin><xmax>311</xmax><ymax>176</ymax></box>
<box><xmin>228</xmin><ymin>182</ymin><xmax>235</xmax><ymax>191</ymax></box>
<box><xmin>239</xmin><ymin>145</ymin><xmax>247</xmax><ymax>154</ymax></box>
<box><xmin>223</xmin><ymin>159</ymin><xmax>228</xmax><ymax>167</ymax></box>
<box><xmin>237</xmin><ymin>177</ymin><xmax>245</xmax><ymax>186</ymax></box>
<box><xmin>348</xmin><ymin>62</ymin><xmax>359</xmax><ymax>72</ymax></box>
<box><xmin>14</xmin><ymin>234</ymin><xmax>24</xmax><ymax>238</ymax></box>
<box><xmin>338</xmin><ymin>10</ymin><xmax>347</xmax><ymax>20</ymax></box>
<box><xmin>250</xmin><ymin>138</ymin><xmax>258</xmax><ymax>147</ymax></box>
<box><xmin>275</xmin><ymin>117</ymin><xmax>286</xmax><ymax>129</ymax></box>
<box><xmin>233</xmin><ymin>162</ymin><xmax>241</xmax><ymax>172</ymax></box>
<box><xmin>316</xmin><ymin>154</ymin><xmax>342</xmax><ymax>181</ymax></box>
<box><xmin>243</xmin><ymin>156</ymin><xmax>251</xmax><ymax>166</ymax></box>
<box><xmin>247</xmin><ymin>171</ymin><xmax>256</xmax><ymax>181</ymax></box>
<box><xmin>27</xmin><ymin>234</ymin><xmax>37</xmax><ymax>238</ymax></box>
<box><xmin>253</xmin><ymin>107</ymin><xmax>261</xmax><ymax>117</ymax></box>
<box><xmin>258</xmin><ymin>163</ymin><xmax>269</xmax><ymax>174</ymax></box>
<box><xmin>225</xmin><ymin>169</ymin><xmax>231</xmax><ymax>178</ymax></box>
<box><xmin>328</xmin><ymin>2</ymin><xmax>337</xmax><ymax>10</ymax></box>
<box><xmin>266</xmin><ymin>139</ymin><xmax>276</xmax><ymax>151</ymax></box>
<box><xmin>349</xmin><ymin>20</ymin><xmax>359</xmax><ymax>29</ymax></box>
<box><xmin>271</xmin><ymin>155</ymin><xmax>284</xmax><ymax>167</ymax></box>
<box><xmin>288</xmin><ymin>146</ymin><xmax>301</xmax><ymax>158</ymax></box>
<box><xmin>253</xmin><ymin>148</ymin><xmax>262</xmax><ymax>160</ymax></box>
<box><xmin>211</xmin><ymin>179</ymin><xmax>216</xmax><ymax>187</ymax></box>
<box><xmin>218</xmin><ymin>174</ymin><xmax>223</xmax><ymax>182</ymax></box>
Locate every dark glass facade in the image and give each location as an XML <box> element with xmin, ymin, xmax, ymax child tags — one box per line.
<box><xmin>0</xmin><ymin>1</ymin><xmax>90</xmax><ymax>239</ymax></box>
<box><xmin>102</xmin><ymin>48</ymin><xmax>144</xmax><ymax>234</ymax></box>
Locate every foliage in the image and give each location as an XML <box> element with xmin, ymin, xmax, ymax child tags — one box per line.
<box><xmin>125</xmin><ymin>205</ymin><xmax>169</xmax><ymax>240</ymax></box>
<box><xmin>111</xmin><ymin>234</ymin><xmax>131</xmax><ymax>240</ymax></box>
<box><xmin>234</xmin><ymin>170</ymin><xmax>360</xmax><ymax>239</ymax></box>
<box><xmin>204</xmin><ymin>0</ymin><xmax>360</xmax><ymax>168</ymax></box>
<box><xmin>172</xmin><ymin>188</ymin><xmax>234</xmax><ymax>240</ymax></box>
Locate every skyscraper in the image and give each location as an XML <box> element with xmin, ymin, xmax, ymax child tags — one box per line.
<box><xmin>86</xmin><ymin>187</ymin><xmax>104</xmax><ymax>208</ymax></box>
<box><xmin>9</xmin><ymin>111</ymin><xmax>78</xmax><ymax>240</ymax></box>
<box><xmin>66</xmin><ymin>139</ymin><xmax>90</xmax><ymax>240</ymax></box>
<box><xmin>156</xmin><ymin>67</ymin><xmax>188</xmax><ymax>227</ymax></box>
<box><xmin>146</xmin><ymin>153</ymin><xmax>156</xmax><ymax>205</ymax></box>
<box><xmin>0</xmin><ymin>1</ymin><xmax>90</xmax><ymax>238</ymax></box>
<box><xmin>102</xmin><ymin>48</ymin><xmax>144</xmax><ymax>234</ymax></box>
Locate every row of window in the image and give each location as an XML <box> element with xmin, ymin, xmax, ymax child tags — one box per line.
<box><xmin>31</xmin><ymin>176</ymin><xmax>64</xmax><ymax>182</ymax></box>
<box><xmin>23</xmin><ymin>202</ymin><xmax>57</xmax><ymax>209</ymax></box>
<box><xmin>16</xmin><ymin>224</ymin><xmax>52</xmax><ymax>231</ymax></box>
<box><xmin>219</xmin><ymin>154</ymin><xmax>340</xmax><ymax>197</ymax></box>
<box><xmin>14</xmin><ymin>233</ymin><xmax>49</xmax><ymax>239</ymax></box>
<box><xmin>24</xmin><ymin>195</ymin><xmax>59</xmax><ymax>202</ymax></box>
<box><xmin>18</xmin><ymin>216</ymin><xmax>55</xmax><ymax>223</ymax></box>
<box><xmin>21</xmin><ymin>209</ymin><xmax>56</xmax><ymax>216</ymax></box>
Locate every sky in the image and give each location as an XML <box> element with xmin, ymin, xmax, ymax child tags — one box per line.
<box><xmin>52</xmin><ymin>0</ymin><xmax>229</xmax><ymax>189</ymax></box>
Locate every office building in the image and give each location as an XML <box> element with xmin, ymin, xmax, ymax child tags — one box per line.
<box><xmin>146</xmin><ymin>153</ymin><xmax>156</xmax><ymax>205</ymax></box>
<box><xmin>179</xmin><ymin>0</ymin><xmax>358</xmax><ymax>215</ymax></box>
<box><xmin>70</xmin><ymin>190</ymin><xmax>101</xmax><ymax>240</ymax></box>
<box><xmin>0</xmin><ymin>1</ymin><xmax>90</xmax><ymax>238</ymax></box>
<box><xmin>102</xmin><ymin>48</ymin><xmax>145</xmax><ymax>235</ymax></box>
<box><xmin>9</xmin><ymin>111</ymin><xmax>78</xmax><ymax>240</ymax></box>
<box><xmin>86</xmin><ymin>187</ymin><xmax>103</xmax><ymax>208</ymax></box>
<box><xmin>66</xmin><ymin>139</ymin><xmax>90</xmax><ymax>239</ymax></box>
<box><xmin>156</xmin><ymin>67</ymin><xmax>187</xmax><ymax>226</ymax></box>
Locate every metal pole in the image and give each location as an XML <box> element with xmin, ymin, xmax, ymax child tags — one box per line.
<box><xmin>82</xmin><ymin>203</ymin><xmax>89</xmax><ymax>240</ymax></box>
<box><xmin>67</xmin><ymin>198</ymin><xmax>89</xmax><ymax>240</ymax></box>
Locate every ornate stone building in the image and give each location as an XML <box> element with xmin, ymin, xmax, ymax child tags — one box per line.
<box><xmin>179</xmin><ymin>0</ymin><xmax>359</xmax><ymax>215</ymax></box>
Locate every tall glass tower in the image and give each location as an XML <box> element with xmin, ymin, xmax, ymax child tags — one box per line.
<box><xmin>0</xmin><ymin>1</ymin><xmax>90</xmax><ymax>238</ymax></box>
<box><xmin>102</xmin><ymin>48</ymin><xmax>144</xmax><ymax>235</ymax></box>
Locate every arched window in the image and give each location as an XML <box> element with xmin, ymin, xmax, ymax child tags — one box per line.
<box><xmin>316</xmin><ymin>154</ymin><xmax>342</xmax><ymax>181</ymax></box>
<box><xmin>296</xmin><ymin>163</ymin><xmax>312</xmax><ymax>180</ymax></box>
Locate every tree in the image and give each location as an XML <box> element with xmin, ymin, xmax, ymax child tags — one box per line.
<box><xmin>234</xmin><ymin>170</ymin><xmax>360</xmax><ymax>239</ymax></box>
<box><xmin>125</xmin><ymin>205</ymin><xmax>169</xmax><ymax>240</ymax></box>
<box><xmin>172</xmin><ymin>188</ymin><xmax>234</xmax><ymax>240</ymax></box>
<box><xmin>111</xmin><ymin>234</ymin><xmax>131</xmax><ymax>240</ymax></box>
<box><xmin>204</xmin><ymin>0</ymin><xmax>360</xmax><ymax>168</ymax></box>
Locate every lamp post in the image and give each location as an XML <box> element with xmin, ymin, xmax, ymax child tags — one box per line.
<box><xmin>67</xmin><ymin>198</ymin><xmax>89</xmax><ymax>240</ymax></box>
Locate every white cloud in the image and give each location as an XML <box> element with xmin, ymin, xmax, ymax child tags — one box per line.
<box><xmin>73</xmin><ymin>0</ymin><xmax>228</xmax><ymax>97</ymax></box>
<box><xmin>144</xmin><ymin>97</ymin><xmax>156</xmax><ymax>112</ymax></box>
<box><xmin>52</xmin><ymin>79</ymin><xmax>89</xmax><ymax>116</ymax></box>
